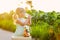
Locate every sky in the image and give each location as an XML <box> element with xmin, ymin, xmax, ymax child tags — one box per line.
<box><xmin>0</xmin><ymin>0</ymin><xmax>60</xmax><ymax>13</ymax></box>
<box><xmin>32</xmin><ymin>0</ymin><xmax>60</xmax><ymax>12</ymax></box>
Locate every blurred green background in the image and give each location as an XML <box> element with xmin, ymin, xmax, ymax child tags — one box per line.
<box><xmin>0</xmin><ymin>9</ymin><xmax>60</xmax><ymax>40</ymax></box>
<box><xmin>0</xmin><ymin>10</ymin><xmax>16</xmax><ymax>32</ymax></box>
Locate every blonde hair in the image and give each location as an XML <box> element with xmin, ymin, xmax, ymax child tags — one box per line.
<box><xmin>16</xmin><ymin>7</ymin><xmax>25</xmax><ymax>15</ymax></box>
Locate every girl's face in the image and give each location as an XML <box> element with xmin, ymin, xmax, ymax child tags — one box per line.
<box><xmin>16</xmin><ymin>8</ymin><xmax>25</xmax><ymax>18</ymax></box>
<box><xmin>18</xmin><ymin>11</ymin><xmax>25</xmax><ymax>18</ymax></box>
<box><xmin>19</xmin><ymin>13</ymin><xmax>25</xmax><ymax>18</ymax></box>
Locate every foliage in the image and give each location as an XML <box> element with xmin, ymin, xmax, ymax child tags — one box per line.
<box><xmin>0</xmin><ymin>11</ymin><xmax>16</xmax><ymax>32</ymax></box>
<box><xmin>30</xmin><ymin>22</ymin><xmax>49</xmax><ymax>40</ymax></box>
<box><xmin>0</xmin><ymin>9</ymin><xmax>60</xmax><ymax>40</ymax></box>
<box><xmin>27</xmin><ymin>9</ymin><xmax>60</xmax><ymax>40</ymax></box>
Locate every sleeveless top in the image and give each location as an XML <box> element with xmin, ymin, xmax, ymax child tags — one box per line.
<box><xmin>14</xmin><ymin>17</ymin><xmax>26</xmax><ymax>36</ymax></box>
<box><xmin>13</xmin><ymin>14</ymin><xmax>30</xmax><ymax>36</ymax></box>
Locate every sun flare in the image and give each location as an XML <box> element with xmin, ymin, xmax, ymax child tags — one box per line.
<box><xmin>0</xmin><ymin>0</ymin><xmax>60</xmax><ymax>13</ymax></box>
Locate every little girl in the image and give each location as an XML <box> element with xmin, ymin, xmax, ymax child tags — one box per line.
<box><xmin>13</xmin><ymin>7</ymin><xmax>31</xmax><ymax>37</ymax></box>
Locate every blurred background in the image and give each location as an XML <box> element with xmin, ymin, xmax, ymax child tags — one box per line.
<box><xmin>0</xmin><ymin>0</ymin><xmax>60</xmax><ymax>40</ymax></box>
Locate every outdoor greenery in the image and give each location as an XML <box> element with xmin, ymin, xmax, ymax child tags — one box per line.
<box><xmin>27</xmin><ymin>9</ymin><xmax>60</xmax><ymax>40</ymax></box>
<box><xmin>0</xmin><ymin>9</ymin><xmax>60</xmax><ymax>40</ymax></box>
<box><xmin>0</xmin><ymin>11</ymin><xmax>16</xmax><ymax>32</ymax></box>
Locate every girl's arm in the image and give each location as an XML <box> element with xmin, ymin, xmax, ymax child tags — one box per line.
<box><xmin>27</xmin><ymin>15</ymin><xmax>31</xmax><ymax>26</ymax></box>
<box><xmin>16</xmin><ymin>19</ymin><xmax>26</xmax><ymax>26</ymax></box>
<box><xmin>25</xmin><ymin>15</ymin><xmax>31</xmax><ymax>26</ymax></box>
<box><xmin>13</xmin><ymin>14</ymin><xmax>26</xmax><ymax>26</ymax></box>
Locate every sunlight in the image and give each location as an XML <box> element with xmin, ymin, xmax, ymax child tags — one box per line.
<box><xmin>0</xmin><ymin>0</ymin><xmax>60</xmax><ymax>13</ymax></box>
<box><xmin>32</xmin><ymin>0</ymin><xmax>60</xmax><ymax>12</ymax></box>
<box><xmin>0</xmin><ymin>0</ymin><xmax>19</xmax><ymax>13</ymax></box>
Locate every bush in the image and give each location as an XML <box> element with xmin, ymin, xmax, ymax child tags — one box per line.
<box><xmin>30</xmin><ymin>22</ymin><xmax>49</xmax><ymax>40</ymax></box>
<box><xmin>0</xmin><ymin>20</ymin><xmax>16</xmax><ymax>32</ymax></box>
<box><xmin>27</xmin><ymin>10</ymin><xmax>60</xmax><ymax>40</ymax></box>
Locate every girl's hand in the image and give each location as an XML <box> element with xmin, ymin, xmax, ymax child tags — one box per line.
<box><xmin>28</xmin><ymin>15</ymin><xmax>31</xmax><ymax>19</ymax></box>
<box><xmin>24</xmin><ymin>19</ymin><xmax>28</xmax><ymax>25</ymax></box>
<box><xmin>28</xmin><ymin>15</ymin><xmax>31</xmax><ymax>25</ymax></box>
<box><xmin>25</xmin><ymin>15</ymin><xmax>31</xmax><ymax>25</ymax></box>
<box><xmin>24</xmin><ymin>14</ymin><xmax>31</xmax><ymax>25</ymax></box>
